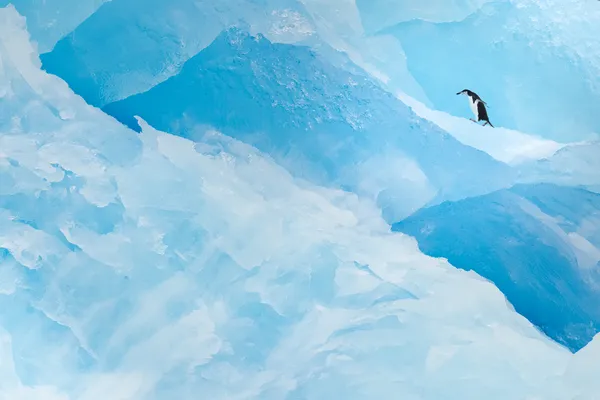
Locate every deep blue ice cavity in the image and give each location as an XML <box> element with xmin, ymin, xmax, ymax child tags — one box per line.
<box><xmin>393</xmin><ymin>183</ymin><xmax>600</xmax><ymax>352</ymax></box>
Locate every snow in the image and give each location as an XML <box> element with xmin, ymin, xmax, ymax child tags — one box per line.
<box><xmin>565</xmin><ymin>333</ymin><xmax>600</xmax><ymax>398</ymax></box>
<box><xmin>0</xmin><ymin>4</ymin><xmax>598</xmax><ymax>398</ymax></box>
<box><xmin>398</xmin><ymin>93</ymin><xmax>567</xmax><ymax>165</ymax></box>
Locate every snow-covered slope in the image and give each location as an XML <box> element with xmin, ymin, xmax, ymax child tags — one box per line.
<box><xmin>0</xmin><ymin>5</ymin><xmax>596</xmax><ymax>399</ymax></box>
<box><xmin>398</xmin><ymin>93</ymin><xmax>566</xmax><ymax>165</ymax></box>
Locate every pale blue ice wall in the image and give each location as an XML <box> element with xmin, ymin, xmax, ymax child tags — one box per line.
<box><xmin>369</xmin><ymin>0</ymin><xmax>600</xmax><ymax>142</ymax></box>
<box><xmin>356</xmin><ymin>0</ymin><xmax>493</xmax><ymax>33</ymax></box>
<box><xmin>14</xmin><ymin>0</ymin><xmax>600</xmax><ymax>143</ymax></box>
<box><xmin>38</xmin><ymin>0</ymin><xmax>431</xmax><ymax>108</ymax></box>
<box><xmin>39</xmin><ymin>0</ymin><xmax>316</xmax><ymax>106</ymax></box>
<box><xmin>0</xmin><ymin>0</ymin><xmax>108</xmax><ymax>52</ymax></box>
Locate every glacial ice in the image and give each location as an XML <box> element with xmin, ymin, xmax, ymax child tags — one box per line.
<box><xmin>393</xmin><ymin>183</ymin><xmax>600</xmax><ymax>352</ymax></box>
<box><xmin>43</xmin><ymin>0</ymin><xmax>339</xmax><ymax>106</ymax></box>
<box><xmin>20</xmin><ymin>0</ymin><xmax>600</xmax><ymax>144</ymax></box>
<box><xmin>39</xmin><ymin>0</ymin><xmax>430</xmax><ymax>108</ymax></box>
<box><xmin>382</xmin><ymin>0</ymin><xmax>600</xmax><ymax>142</ymax></box>
<box><xmin>2</xmin><ymin>0</ymin><xmax>600</xmax><ymax>397</ymax></box>
<box><xmin>355</xmin><ymin>0</ymin><xmax>494</xmax><ymax>32</ymax></box>
<box><xmin>99</xmin><ymin>26</ymin><xmax>516</xmax><ymax>223</ymax></box>
<box><xmin>519</xmin><ymin>141</ymin><xmax>600</xmax><ymax>194</ymax></box>
<box><xmin>0</xmin><ymin>0</ymin><xmax>109</xmax><ymax>53</ymax></box>
<box><xmin>1</xmin><ymin>4</ymin><xmax>599</xmax><ymax>399</ymax></box>
<box><xmin>398</xmin><ymin>93</ymin><xmax>566</xmax><ymax>165</ymax></box>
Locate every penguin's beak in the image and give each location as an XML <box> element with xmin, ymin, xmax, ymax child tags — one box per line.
<box><xmin>456</xmin><ymin>92</ymin><xmax>461</xmax><ymax>95</ymax></box>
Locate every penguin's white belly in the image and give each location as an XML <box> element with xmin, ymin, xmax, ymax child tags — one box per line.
<box><xmin>468</xmin><ymin>97</ymin><xmax>479</xmax><ymax>119</ymax></box>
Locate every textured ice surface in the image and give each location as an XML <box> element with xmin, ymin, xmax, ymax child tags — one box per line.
<box><xmin>393</xmin><ymin>183</ymin><xmax>600</xmax><ymax>352</ymax></box>
<box><xmin>40</xmin><ymin>0</ymin><xmax>318</xmax><ymax>106</ymax></box>
<box><xmin>29</xmin><ymin>0</ymin><xmax>600</xmax><ymax>142</ymax></box>
<box><xmin>39</xmin><ymin>0</ymin><xmax>427</xmax><ymax>107</ymax></box>
<box><xmin>1</xmin><ymin>5</ymin><xmax>598</xmax><ymax>399</ymax></box>
<box><xmin>100</xmin><ymin>27</ymin><xmax>517</xmax><ymax>223</ymax></box>
<box><xmin>291</xmin><ymin>0</ymin><xmax>430</xmax><ymax>103</ymax></box>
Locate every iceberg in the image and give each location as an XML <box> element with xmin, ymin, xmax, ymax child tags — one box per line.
<box><xmin>1</xmin><ymin>4</ymin><xmax>599</xmax><ymax>399</ymax></box>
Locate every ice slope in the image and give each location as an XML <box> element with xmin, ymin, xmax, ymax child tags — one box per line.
<box><xmin>393</xmin><ymin>183</ymin><xmax>600</xmax><ymax>352</ymax></box>
<box><xmin>397</xmin><ymin>92</ymin><xmax>566</xmax><ymax>165</ymax></box>
<box><xmin>0</xmin><ymin>6</ymin><xmax>594</xmax><ymax>399</ymax></box>
<box><xmin>379</xmin><ymin>0</ymin><xmax>600</xmax><ymax>142</ymax></box>
<box><xmin>101</xmin><ymin>27</ymin><xmax>516</xmax><ymax>223</ymax></box>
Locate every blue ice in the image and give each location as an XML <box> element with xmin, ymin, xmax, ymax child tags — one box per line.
<box><xmin>393</xmin><ymin>183</ymin><xmax>600</xmax><ymax>352</ymax></box>
<box><xmin>377</xmin><ymin>0</ymin><xmax>600</xmax><ymax>142</ymax></box>
<box><xmin>98</xmin><ymin>27</ymin><xmax>515</xmax><ymax>223</ymax></box>
<box><xmin>0</xmin><ymin>0</ymin><xmax>600</xmax><ymax>399</ymax></box>
<box><xmin>38</xmin><ymin>0</ymin><xmax>431</xmax><ymax>109</ymax></box>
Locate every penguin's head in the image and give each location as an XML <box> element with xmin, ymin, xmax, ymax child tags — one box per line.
<box><xmin>456</xmin><ymin>89</ymin><xmax>469</xmax><ymax>96</ymax></box>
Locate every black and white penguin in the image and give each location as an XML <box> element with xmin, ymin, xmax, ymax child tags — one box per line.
<box><xmin>456</xmin><ymin>89</ymin><xmax>494</xmax><ymax>127</ymax></box>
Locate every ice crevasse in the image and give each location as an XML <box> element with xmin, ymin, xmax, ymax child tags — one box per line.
<box><xmin>0</xmin><ymin>3</ymin><xmax>599</xmax><ymax>400</ymax></box>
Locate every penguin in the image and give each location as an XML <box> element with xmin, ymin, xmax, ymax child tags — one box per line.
<box><xmin>456</xmin><ymin>89</ymin><xmax>494</xmax><ymax>127</ymax></box>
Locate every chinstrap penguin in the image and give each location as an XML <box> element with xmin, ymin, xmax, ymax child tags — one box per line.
<box><xmin>456</xmin><ymin>89</ymin><xmax>494</xmax><ymax>127</ymax></box>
